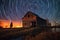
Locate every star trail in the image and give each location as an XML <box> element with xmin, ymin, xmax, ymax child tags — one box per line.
<box><xmin>0</xmin><ymin>0</ymin><xmax>60</xmax><ymax>24</ymax></box>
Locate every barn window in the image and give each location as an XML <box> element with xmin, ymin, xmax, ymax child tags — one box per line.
<box><xmin>30</xmin><ymin>21</ymin><xmax>36</xmax><ymax>27</ymax></box>
<box><xmin>28</xmin><ymin>15</ymin><xmax>30</xmax><ymax>17</ymax></box>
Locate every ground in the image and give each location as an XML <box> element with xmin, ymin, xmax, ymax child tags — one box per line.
<box><xmin>0</xmin><ymin>27</ymin><xmax>60</xmax><ymax>40</ymax></box>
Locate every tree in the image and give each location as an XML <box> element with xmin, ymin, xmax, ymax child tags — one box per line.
<box><xmin>10</xmin><ymin>22</ymin><xmax>13</xmax><ymax>28</ymax></box>
<box><xmin>0</xmin><ymin>21</ymin><xmax>3</xmax><ymax>28</ymax></box>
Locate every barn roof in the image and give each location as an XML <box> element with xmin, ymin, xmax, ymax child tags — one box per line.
<box><xmin>22</xmin><ymin>11</ymin><xmax>46</xmax><ymax>21</ymax></box>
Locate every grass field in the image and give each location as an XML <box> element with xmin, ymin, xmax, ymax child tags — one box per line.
<box><xmin>0</xmin><ymin>27</ymin><xmax>60</xmax><ymax>40</ymax></box>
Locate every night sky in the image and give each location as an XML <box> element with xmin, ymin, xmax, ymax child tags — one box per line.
<box><xmin>0</xmin><ymin>0</ymin><xmax>60</xmax><ymax>24</ymax></box>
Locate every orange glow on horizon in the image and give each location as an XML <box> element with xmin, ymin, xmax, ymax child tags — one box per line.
<box><xmin>0</xmin><ymin>20</ymin><xmax>22</xmax><ymax>28</ymax></box>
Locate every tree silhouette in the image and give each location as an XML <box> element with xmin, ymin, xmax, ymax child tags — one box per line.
<box><xmin>10</xmin><ymin>22</ymin><xmax>13</xmax><ymax>28</ymax></box>
<box><xmin>0</xmin><ymin>21</ymin><xmax>3</xmax><ymax>28</ymax></box>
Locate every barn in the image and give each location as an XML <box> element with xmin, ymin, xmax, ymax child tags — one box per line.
<box><xmin>22</xmin><ymin>11</ymin><xmax>49</xmax><ymax>28</ymax></box>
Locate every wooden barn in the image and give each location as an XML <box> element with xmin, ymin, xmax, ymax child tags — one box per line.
<box><xmin>22</xmin><ymin>11</ymin><xmax>49</xmax><ymax>28</ymax></box>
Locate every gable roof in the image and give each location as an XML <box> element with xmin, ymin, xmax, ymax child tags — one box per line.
<box><xmin>22</xmin><ymin>11</ymin><xmax>39</xmax><ymax>18</ymax></box>
<box><xmin>22</xmin><ymin>11</ymin><xmax>46</xmax><ymax>21</ymax></box>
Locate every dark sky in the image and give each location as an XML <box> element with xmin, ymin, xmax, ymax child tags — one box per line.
<box><xmin>0</xmin><ymin>0</ymin><xmax>60</xmax><ymax>24</ymax></box>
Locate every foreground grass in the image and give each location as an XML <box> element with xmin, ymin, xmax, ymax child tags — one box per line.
<box><xmin>0</xmin><ymin>27</ymin><xmax>60</xmax><ymax>40</ymax></box>
<box><xmin>25</xmin><ymin>32</ymin><xmax>60</xmax><ymax>40</ymax></box>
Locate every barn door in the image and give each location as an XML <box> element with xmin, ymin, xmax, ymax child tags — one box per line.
<box><xmin>31</xmin><ymin>21</ymin><xmax>36</xmax><ymax>27</ymax></box>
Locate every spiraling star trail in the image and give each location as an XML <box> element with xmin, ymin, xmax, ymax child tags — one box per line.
<box><xmin>0</xmin><ymin>0</ymin><xmax>60</xmax><ymax>24</ymax></box>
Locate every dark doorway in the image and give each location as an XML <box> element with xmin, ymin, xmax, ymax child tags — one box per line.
<box><xmin>31</xmin><ymin>21</ymin><xmax>36</xmax><ymax>27</ymax></box>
